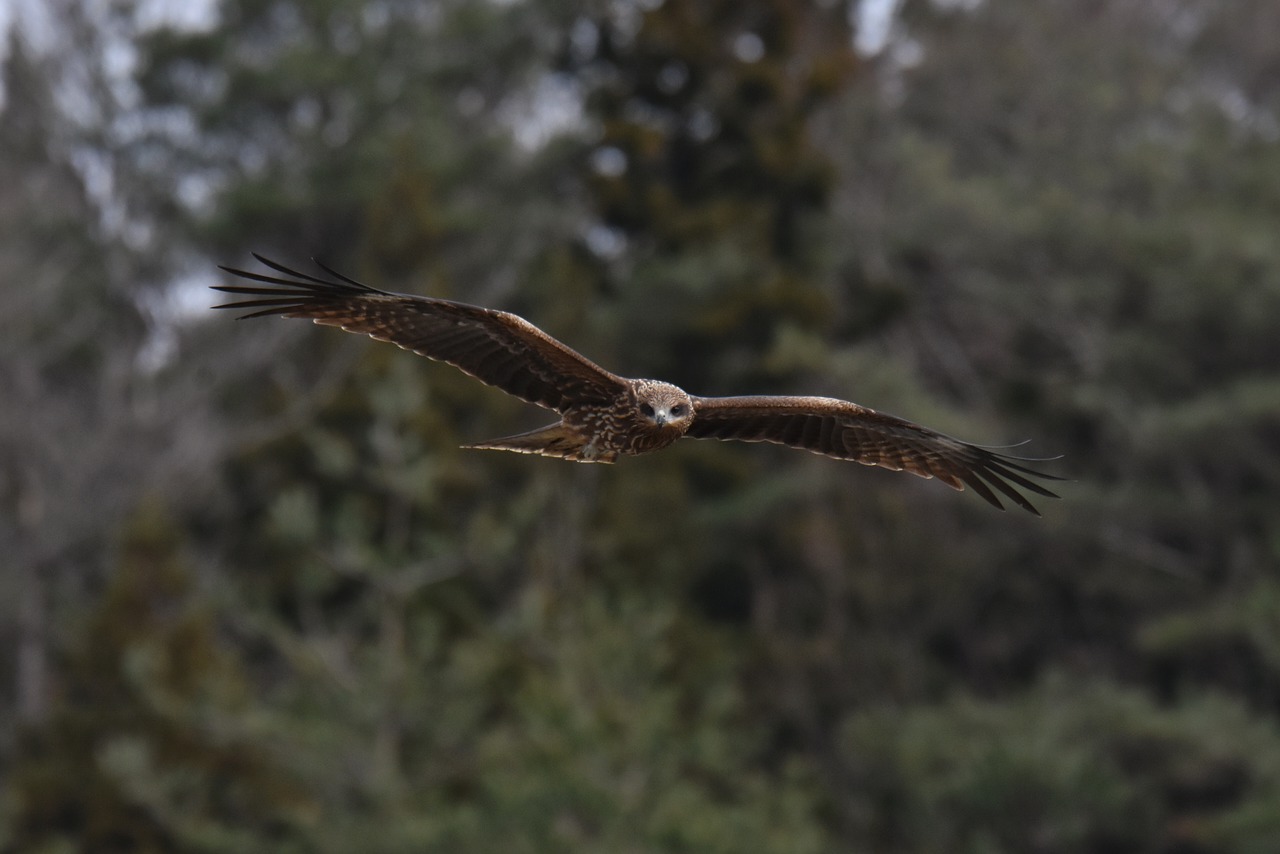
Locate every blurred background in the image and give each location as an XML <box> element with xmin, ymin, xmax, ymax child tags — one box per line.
<box><xmin>3</xmin><ymin>0</ymin><xmax>1280</xmax><ymax>850</ymax></box>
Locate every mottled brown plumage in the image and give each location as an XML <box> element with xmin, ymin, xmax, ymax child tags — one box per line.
<box><xmin>214</xmin><ymin>256</ymin><xmax>1063</xmax><ymax>514</ymax></box>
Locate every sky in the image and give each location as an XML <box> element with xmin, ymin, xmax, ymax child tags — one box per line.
<box><xmin>856</xmin><ymin>0</ymin><xmax>900</xmax><ymax>55</ymax></box>
<box><xmin>0</xmin><ymin>0</ymin><xmax>11</xmax><ymax>77</ymax></box>
<box><xmin>0</xmin><ymin>0</ymin><xmax>901</xmax><ymax>66</ymax></box>
<box><xmin>0</xmin><ymin>0</ymin><xmax>217</xmax><ymax>62</ymax></box>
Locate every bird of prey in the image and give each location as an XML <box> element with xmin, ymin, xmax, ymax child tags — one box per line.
<box><xmin>213</xmin><ymin>256</ymin><xmax>1062</xmax><ymax>514</ymax></box>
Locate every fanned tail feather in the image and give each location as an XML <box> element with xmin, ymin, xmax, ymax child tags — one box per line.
<box><xmin>461</xmin><ymin>422</ymin><xmax>613</xmax><ymax>463</ymax></box>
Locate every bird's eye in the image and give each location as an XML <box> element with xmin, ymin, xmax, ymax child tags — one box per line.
<box><xmin>670</xmin><ymin>404</ymin><xmax>685</xmax><ymax>416</ymax></box>
<box><xmin>640</xmin><ymin>402</ymin><xmax>655</xmax><ymax>417</ymax></box>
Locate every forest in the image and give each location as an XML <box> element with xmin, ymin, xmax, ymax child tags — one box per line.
<box><xmin>3</xmin><ymin>0</ymin><xmax>1280</xmax><ymax>851</ymax></box>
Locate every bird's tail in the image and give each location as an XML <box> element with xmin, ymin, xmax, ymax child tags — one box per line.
<box><xmin>461</xmin><ymin>421</ymin><xmax>613</xmax><ymax>463</ymax></box>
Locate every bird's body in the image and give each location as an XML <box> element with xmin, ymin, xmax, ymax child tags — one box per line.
<box><xmin>214</xmin><ymin>256</ymin><xmax>1063</xmax><ymax>514</ymax></box>
<box><xmin>467</xmin><ymin>379</ymin><xmax>694</xmax><ymax>462</ymax></box>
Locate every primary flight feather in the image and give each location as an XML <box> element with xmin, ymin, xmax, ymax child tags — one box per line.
<box><xmin>214</xmin><ymin>255</ymin><xmax>1063</xmax><ymax>514</ymax></box>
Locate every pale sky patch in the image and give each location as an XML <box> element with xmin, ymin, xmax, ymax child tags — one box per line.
<box><xmin>854</xmin><ymin>0</ymin><xmax>900</xmax><ymax>56</ymax></box>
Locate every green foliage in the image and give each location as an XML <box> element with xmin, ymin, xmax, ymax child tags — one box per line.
<box><xmin>839</xmin><ymin>677</ymin><xmax>1280</xmax><ymax>853</ymax></box>
<box><xmin>568</xmin><ymin>0</ymin><xmax>859</xmax><ymax>389</ymax></box>
<box><xmin>440</xmin><ymin>594</ymin><xmax>824</xmax><ymax>854</ymax></box>
<box><xmin>1141</xmin><ymin>577</ymin><xmax>1280</xmax><ymax>711</ymax></box>
<box><xmin>5</xmin><ymin>505</ymin><xmax>308</xmax><ymax>853</ymax></box>
<box><xmin>294</xmin><ymin>591</ymin><xmax>830</xmax><ymax>853</ymax></box>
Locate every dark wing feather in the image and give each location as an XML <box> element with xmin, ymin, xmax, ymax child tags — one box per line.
<box><xmin>212</xmin><ymin>255</ymin><xmax>626</xmax><ymax>413</ymax></box>
<box><xmin>686</xmin><ymin>395</ymin><xmax>1063</xmax><ymax>515</ymax></box>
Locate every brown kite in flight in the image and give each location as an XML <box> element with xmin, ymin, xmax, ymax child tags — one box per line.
<box><xmin>214</xmin><ymin>256</ymin><xmax>1062</xmax><ymax>514</ymax></box>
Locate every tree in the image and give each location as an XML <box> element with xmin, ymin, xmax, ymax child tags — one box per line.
<box><xmin>8</xmin><ymin>506</ymin><xmax>308</xmax><ymax>853</ymax></box>
<box><xmin>0</xmin><ymin>24</ymin><xmax>154</xmax><ymax>738</ymax></box>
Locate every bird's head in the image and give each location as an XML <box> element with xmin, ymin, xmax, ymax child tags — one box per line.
<box><xmin>634</xmin><ymin>380</ymin><xmax>694</xmax><ymax>432</ymax></box>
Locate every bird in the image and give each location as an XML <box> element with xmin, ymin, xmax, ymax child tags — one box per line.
<box><xmin>213</xmin><ymin>255</ymin><xmax>1063</xmax><ymax>514</ymax></box>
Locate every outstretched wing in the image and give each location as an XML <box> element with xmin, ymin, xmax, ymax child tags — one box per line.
<box><xmin>212</xmin><ymin>255</ymin><xmax>627</xmax><ymax>413</ymax></box>
<box><xmin>686</xmin><ymin>395</ymin><xmax>1063</xmax><ymax>514</ymax></box>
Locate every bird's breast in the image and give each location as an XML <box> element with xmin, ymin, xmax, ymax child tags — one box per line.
<box><xmin>565</xmin><ymin>406</ymin><xmax>684</xmax><ymax>457</ymax></box>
